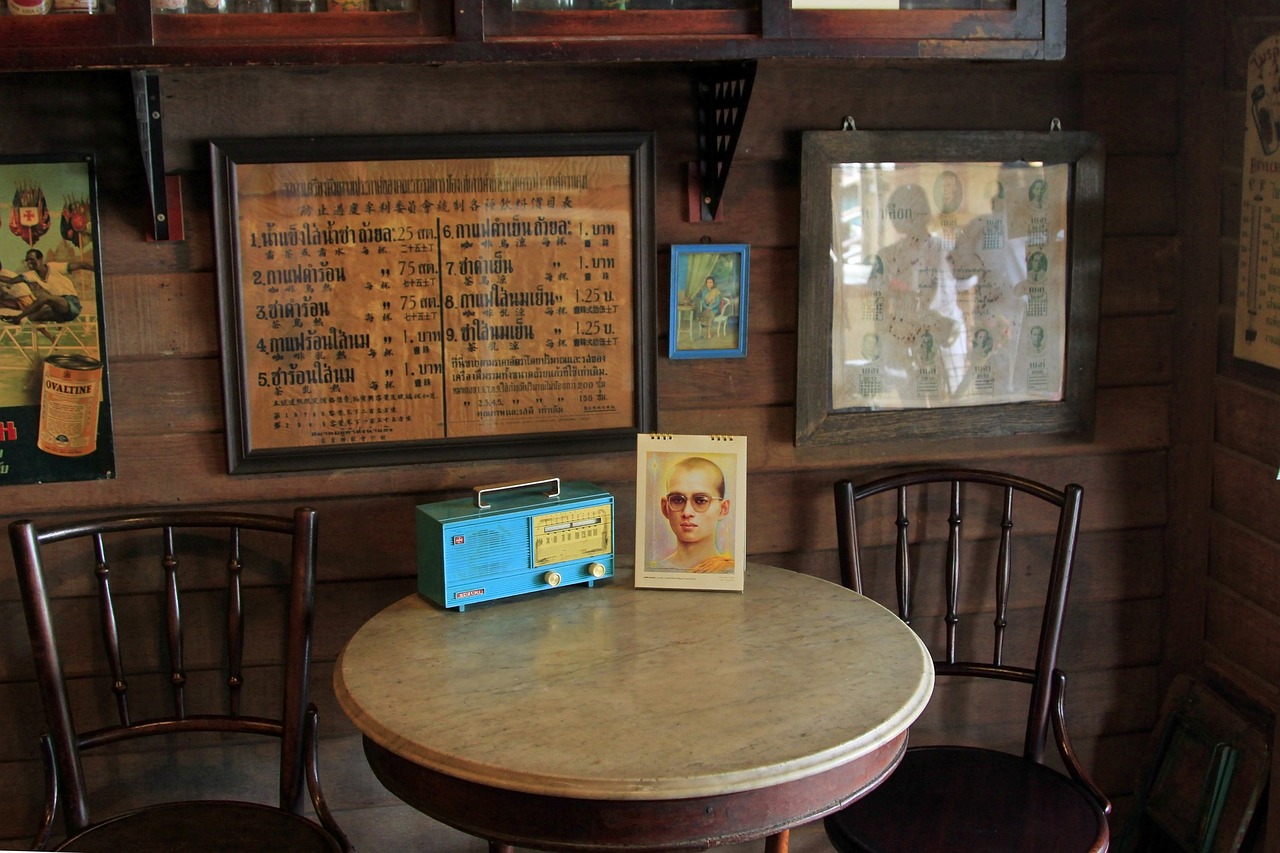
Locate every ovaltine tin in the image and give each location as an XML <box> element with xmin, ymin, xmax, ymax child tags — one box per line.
<box><xmin>417</xmin><ymin>478</ymin><xmax>614</xmax><ymax>611</ymax></box>
<box><xmin>38</xmin><ymin>354</ymin><xmax>103</xmax><ymax>457</ymax></box>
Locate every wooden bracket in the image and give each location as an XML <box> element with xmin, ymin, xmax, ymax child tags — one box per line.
<box><xmin>132</xmin><ymin>70</ymin><xmax>184</xmax><ymax>242</ymax></box>
<box><xmin>692</xmin><ymin>60</ymin><xmax>756</xmax><ymax>223</ymax></box>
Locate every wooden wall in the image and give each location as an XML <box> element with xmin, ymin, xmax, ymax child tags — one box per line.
<box><xmin>1209</xmin><ymin>1</ymin><xmax>1280</xmax><ymax>850</ymax></box>
<box><xmin>0</xmin><ymin>0</ymin><xmax>1199</xmax><ymax>847</ymax></box>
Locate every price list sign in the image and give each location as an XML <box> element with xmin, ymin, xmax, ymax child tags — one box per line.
<box><xmin>212</xmin><ymin>134</ymin><xmax>656</xmax><ymax>473</ymax></box>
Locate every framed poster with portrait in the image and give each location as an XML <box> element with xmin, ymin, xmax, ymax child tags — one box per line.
<box><xmin>668</xmin><ymin>243</ymin><xmax>749</xmax><ymax>359</ymax></box>
<box><xmin>212</xmin><ymin>132</ymin><xmax>656</xmax><ymax>474</ymax></box>
<box><xmin>0</xmin><ymin>154</ymin><xmax>114</xmax><ymax>487</ymax></box>
<box><xmin>634</xmin><ymin>433</ymin><xmax>746</xmax><ymax>592</ymax></box>
<box><xmin>796</xmin><ymin>129</ymin><xmax>1104</xmax><ymax>446</ymax></box>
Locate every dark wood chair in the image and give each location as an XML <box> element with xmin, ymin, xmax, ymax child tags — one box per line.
<box><xmin>823</xmin><ymin>468</ymin><xmax>1111</xmax><ymax>853</ymax></box>
<box><xmin>10</xmin><ymin>507</ymin><xmax>352</xmax><ymax>852</ymax></box>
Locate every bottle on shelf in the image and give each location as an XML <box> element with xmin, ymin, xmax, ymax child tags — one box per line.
<box><xmin>8</xmin><ymin>0</ymin><xmax>53</xmax><ymax>14</ymax></box>
<box><xmin>52</xmin><ymin>0</ymin><xmax>101</xmax><ymax>12</ymax></box>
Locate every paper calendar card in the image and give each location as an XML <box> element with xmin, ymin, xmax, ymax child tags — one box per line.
<box><xmin>634</xmin><ymin>433</ymin><xmax>747</xmax><ymax>592</ymax></box>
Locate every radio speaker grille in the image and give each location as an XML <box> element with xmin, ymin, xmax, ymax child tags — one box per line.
<box><xmin>449</xmin><ymin>526</ymin><xmax>530</xmax><ymax>579</ymax></box>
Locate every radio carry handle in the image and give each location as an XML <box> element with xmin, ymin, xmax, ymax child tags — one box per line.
<box><xmin>473</xmin><ymin>477</ymin><xmax>561</xmax><ymax>510</ymax></box>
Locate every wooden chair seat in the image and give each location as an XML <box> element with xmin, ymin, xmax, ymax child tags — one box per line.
<box><xmin>825</xmin><ymin>746</ymin><xmax>1110</xmax><ymax>853</ymax></box>
<box><xmin>58</xmin><ymin>801</ymin><xmax>345</xmax><ymax>853</ymax></box>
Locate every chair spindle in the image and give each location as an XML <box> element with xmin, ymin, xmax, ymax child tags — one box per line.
<box><xmin>993</xmin><ymin>485</ymin><xmax>1014</xmax><ymax>667</ymax></box>
<box><xmin>226</xmin><ymin>527</ymin><xmax>245</xmax><ymax>716</ymax></box>
<box><xmin>944</xmin><ymin>480</ymin><xmax>961</xmax><ymax>666</ymax></box>
<box><xmin>92</xmin><ymin>533</ymin><xmax>130</xmax><ymax>727</ymax></box>
<box><xmin>161</xmin><ymin>526</ymin><xmax>187</xmax><ymax>719</ymax></box>
<box><xmin>893</xmin><ymin>486</ymin><xmax>911</xmax><ymax>625</ymax></box>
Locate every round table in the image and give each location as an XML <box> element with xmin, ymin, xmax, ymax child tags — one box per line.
<box><xmin>334</xmin><ymin>564</ymin><xmax>933</xmax><ymax>851</ymax></box>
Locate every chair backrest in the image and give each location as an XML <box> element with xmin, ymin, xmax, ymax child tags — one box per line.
<box><xmin>10</xmin><ymin>507</ymin><xmax>319</xmax><ymax>836</ymax></box>
<box><xmin>835</xmin><ymin>468</ymin><xmax>1083</xmax><ymax>765</ymax></box>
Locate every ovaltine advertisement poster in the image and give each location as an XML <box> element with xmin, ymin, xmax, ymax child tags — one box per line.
<box><xmin>0</xmin><ymin>155</ymin><xmax>114</xmax><ymax>485</ymax></box>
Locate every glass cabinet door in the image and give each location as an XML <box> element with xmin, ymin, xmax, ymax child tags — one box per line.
<box><xmin>498</xmin><ymin>0</ymin><xmax>1055</xmax><ymax>59</ymax></box>
<box><xmin>511</xmin><ymin>0</ymin><xmax>754</xmax><ymax>10</ymax></box>
<box><xmin>498</xmin><ymin>0</ymin><xmax>757</xmax><ymax>39</ymax></box>
<box><xmin>778</xmin><ymin>0</ymin><xmax>1053</xmax><ymax>54</ymax></box>
<box><xmin>0</xmin><ymin>0</ymin><xmax>1059</xmax><ymax>70</ymax></box>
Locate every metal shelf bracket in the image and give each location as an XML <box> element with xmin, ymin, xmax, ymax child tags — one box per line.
<box><xmin>691</xmin><ymin>60</ymin><xmax>757</xmax><ymax>223</ymax></box>
<box><xmin>131</xmin><ymin>70</ymin><xmax>184</xmax><ymax>242</ymax></box>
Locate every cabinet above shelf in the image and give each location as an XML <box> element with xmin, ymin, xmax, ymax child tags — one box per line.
<box><xmin>0</xmin><ymin>0</ymin><xmax>1063</xmax><ymax>69</ymax></box>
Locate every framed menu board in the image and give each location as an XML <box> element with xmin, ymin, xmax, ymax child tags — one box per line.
<box><xmin>212</xmin><ymin>133</ymin><xmax>656</xmax><ymax>474</ymax></box>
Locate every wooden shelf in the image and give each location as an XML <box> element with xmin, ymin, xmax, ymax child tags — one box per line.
<box><xmin>0</xmin><ymin>0</ymin><xmax>1063</xmax><ymax>69</ymax></box>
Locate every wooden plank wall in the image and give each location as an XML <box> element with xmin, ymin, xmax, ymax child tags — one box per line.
<box><xmin>1212</xmin><ymin>2</ymin><xmax>1280</xmax><ymax>850</ymax></box>
<box><xmin>0</xmin><ymin>0</ymin><xmax>1191</xmax><ymax>847</ymax></box>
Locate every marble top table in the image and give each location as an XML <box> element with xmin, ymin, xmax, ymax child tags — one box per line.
<box><xmin>334</xmin><ymin>564</ymin><xmax>933</xmax><ymax>851</ymax></box>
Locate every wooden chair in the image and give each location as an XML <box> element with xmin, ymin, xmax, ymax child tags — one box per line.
<box><xmin>711</xmin><ymin>296</ymin><xmax>737</xmax><ymax>337</ymax></box>
<box><xmin>822</xmin><ymin>468</ymin><xmax>1111</xmax><ymax>853</ymax></box>
<box><xmin>10</xmin><ymin>507</ymin><xmax>352</xmax><ymax>853</ymax></box>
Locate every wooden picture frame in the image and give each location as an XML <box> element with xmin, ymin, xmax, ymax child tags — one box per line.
<box><xmin>796</xmin><ymin>129</ymin><xmax>1104</xmax><ymax>446</ymax></box>
<box><xmin>633</xmin><ymin>433</ymin><xmax>747</xmax><ymax>592</ymax></box>
<box><xmin>211</xmin><ymin>132</ymin><xmax>657</xmax><ymax>474</ymax></box>
<box><xmin>667</xmin><ymin>243</ymin><xmax>749</xmax><ymax>360</ymax></box>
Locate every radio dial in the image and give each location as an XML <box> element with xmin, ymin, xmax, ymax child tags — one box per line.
<box><xmin>587</xmin><ymin>562</ymin><xmax>607</xmax><ymax>578</ymax></box>
<box><xmin>544</xmin><ymin>571</ymin><xmax>562</xmax><ymax>587</ymax></box>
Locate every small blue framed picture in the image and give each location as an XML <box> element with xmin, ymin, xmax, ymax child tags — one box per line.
<box><xmin>668</xmin><ymin>243</ymin><xmax>749</xmax><ymax>360</ymax></box>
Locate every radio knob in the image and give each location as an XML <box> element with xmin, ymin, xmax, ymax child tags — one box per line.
<box><xmin>544</xmin><ymin>571</ymin><xmax>562</xmax><ymax>587</ymax></box>
<box><xmin>587</xmin><ymin>562</ymin><xmax>606</xmax><ymax>578</ymax></box>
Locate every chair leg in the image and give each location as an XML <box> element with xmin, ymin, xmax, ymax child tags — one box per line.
<box><xmin>765</xmin><ymin>829</ymin><xmax>790</xmax><ymax>853</ymax></box>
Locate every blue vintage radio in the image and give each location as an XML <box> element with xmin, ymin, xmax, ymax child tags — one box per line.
<box><xmin>417</xmin><ymin>478</ymin><xmax>615</xmax><ymax>611</ymax></box>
